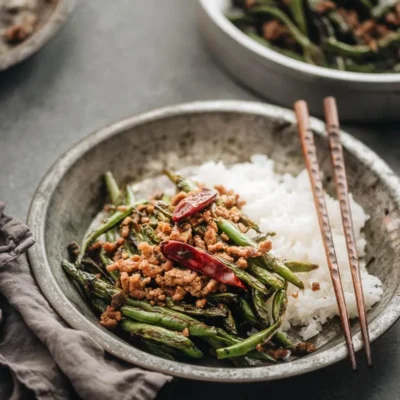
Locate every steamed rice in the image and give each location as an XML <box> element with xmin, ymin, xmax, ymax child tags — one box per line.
<box><xmin>191</xmin><ymin>155</ymin><xmax>383</xmax><ymax>340</ymax></box>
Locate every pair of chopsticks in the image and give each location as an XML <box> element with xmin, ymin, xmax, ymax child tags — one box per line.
<box><xmin>294</xmin><ymin>98</ymin><xmax>371</xmax><ymax>371</ymax></box>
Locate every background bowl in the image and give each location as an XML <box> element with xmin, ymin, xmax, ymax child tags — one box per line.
<box><xmin>198</xmin><ymin>0</ymin><xmax>400</xmax><ymax>122</ymax></box>
<box><xmin>0</xmin><ymin>0</ymin><xmax>75</xmax><ymax>71</ymax></box>
<box><xmin>27</xmin><ymin>101</ymin><xmax>400</xmax><ymax>382</ymax></box>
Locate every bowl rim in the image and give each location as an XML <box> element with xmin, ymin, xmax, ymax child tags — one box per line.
<box><xmin>0</xmin><ymin>0</ymin><xmax>76</xmax><ymax>71</ymax></box>
<box><xmin>27</xmin><ymin>100</ymin><xmax>400</xmax><ymax>382</ymax></box>
<box><xmin>198</xmin><ymin>0</ymin><xmax>400</xmax><ymax>85</ymax></box>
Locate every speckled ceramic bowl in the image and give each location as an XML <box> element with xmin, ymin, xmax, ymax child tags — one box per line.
<box><xmin>198</xmin><ymin>0</ymin><xmax>400</xmax><ymax>121</ymax></box>
<box><xmin>27</xmin><ymin>101</ymin><xmax>400</xmax><ymax>382</ymax></box>
<box><xmin>0</xmin><ymin>0</ymin><xmax>75</xmax><ymax>71</ymax></box>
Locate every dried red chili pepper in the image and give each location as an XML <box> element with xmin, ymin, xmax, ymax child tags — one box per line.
<box><xmin>160</xmin><ymin>240</ymin><xmax>246</xmax><ymax>290</ymax></box>
<box><xmin>172</xmin><ymin>188</ymin><xmax>217</xmax><ymax>222</ymax></box>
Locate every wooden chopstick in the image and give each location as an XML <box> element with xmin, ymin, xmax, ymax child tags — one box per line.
<box><xmin>294</xmin><ymin>100</ymin><xmax>357</xmax><ymax>371</ymax></box>
<box><xmin>324</xmin><ymin>97</ymin><xmax>372</xmax><ymax>367</ymax></box>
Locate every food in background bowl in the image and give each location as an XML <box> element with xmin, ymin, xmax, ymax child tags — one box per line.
<box><xmin>1</xmin><ymin>0</ymin><xmax>57</xmax><ymax>49</ymax></box>
<box><xmin>63</xmin><ymin>156</ymin><xmax>382</xmax><ymax>365</ymax></box>
<box><xmin>227</xmin><ymin>0</ymin><xmax>400</xmax><ymax>73</ymax></box>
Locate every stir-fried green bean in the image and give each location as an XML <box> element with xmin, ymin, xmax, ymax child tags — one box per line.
<box><xmin>227</xmin><ymin>0</ymin><xmax>400</xmax><ymax>72</ymax></box>
<box><xmin>217</xmin><ymin>256</ymin><xmax>270</xmax><ymax>294</ymax></box>
<box><xmin>104</xmin><ymin>171</ymin><xmax>122</xmax><ymax>205</ymax></box>
<box><xmin>284</xmin><ymin>260</ymin><xmax>318</xmax><ymax>273</ymax></box>
<box><xmin>165</xmin><ymin>298</ymin><xmax>227</xmax><ymax>318</ymax></box>
<box><xmin>251</xmin><ymin>288</ymin><xmax>270</xmax><ymax>326</ymax></box>
<box><xmin>64</xmin><ymin>168</ymin><xmax>318</xmax><ymax>367</ymax></box>
<box><xmin>141</xmin><ymin>339</ymin><xmax>176</xmax><ymax>361</ymax></box>
<box><xmin>121</xmin><ymin>320</ymin><xmax>203</xmax><ymax>359</ymax></box>
<box><xmin>217</xmin><ymin>218</ymin><xmax>304</xmax><ymax>289</ymax></box>
<box><xmin>121</xmin><ymin>306</ymin><xmax>217</xmax><ymax>338</ymax></box>
<box><xmin>125</xmin><ymin>185</ymin><xmax>136</xmax><ymax>206</ymax></box>
<box><xmin>79</xmin><ymin>207</ymin><xmax>133</xmax><ymax>262</ymax></box>
<box><xmin>216</xmin><ymin>321</ymin><xmax>281</xmax><ymax>359</ymax></box>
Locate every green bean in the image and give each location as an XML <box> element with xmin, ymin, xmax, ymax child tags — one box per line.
<box><xmin>164</xmin><ymin>169</ymin><xmax>197</xmax><ymax>192</ymax></box>
<box><xmin>272</xmin><ymin>289</ymin><xmax>287</xmax><ymax>323</ymax></box>
<box><xmin>81</xmin><ymin>257</ymin><xmax>113</xmax><ymax>283</ymax></box>
<box><xmin>125</xmin><ymin>185</ymin><xmax>136</xmax><ymax>206</ymax></box>
<box><xmin>207</xmin><ymin>293</ymin><xmax>238</xmax><ymax>304</ymax></box>
<box><xmin>238</xmin><ymin>297</ymin><xmax>259</xmax><ymax>327</ymax></box>
<box><xmin>372</xmin><ymin>0</ymin><xmax>398</xmax><ymax>18</ymax></box>
<box><xmin>220</xmin><ymin>304</ymin><xmax>239</xmax><ymax>335</ymax></box>
<box><xmin>153</xmin><ymin>203</ymin><xmax>173</xmax><ymax>220</ymax></box>
<box><xmin>165</xmin><ymin>298</ymin><xmax>227</xmax><ymax>318</ymax></box>
<box><xmin>247</xmin><ymin>350</ymin><xmax>276</xmax><ymax>363</ymax></box>
<box><xmin>244</xmin><ymin>30</ymin><xmax>306</xmax><ymax>61</ymax></box>
<box><xmin>141</xmin><ymin>224</ymin><xmax>161</xmax><ymax>244</ymax></box>
<box><xmin>121</xmin><ymin>320</ymin><xmax>203</xmax><ymax>359</ymax></box>
<box><xmin>63</xmin><ymin>260</ymin><xmax>149</xmax><ymax>309</ymax></box>
<box><xmin>99</xmin><ymin>248</ymin><xmax>119</xmax><ymax>283</ymax></box>
<box><xmin>324</xmin><ymin>33</ymin><xmax>400</xmax><ymax>61</ymax></box>
<box><xmin>154</xmin><ymin>307</ymin><xmax>218</xmax><ymax>337</ymax></box>
<box><xmin>216</xmin><ymin>255</ymin><xmax>269</xmax><ymax>294</ymax></box>
<box><xmin>289</xmin><ymin>0</ymin><xmax>308</xmax><ymax>36</ymax></box>
<box><xmin>247</xmin><ymin>263</ymin><xmax>285</xmax><ymax>290</ymax></box>
<box><xmin>104</xmin><ymin>171</ymin><xmax>121</xmax><ymax>205</ymax></box>
<box><xmin>154</xmin><ymin>306</ymin><xmax>199</xmax><ymax>323</ymax></box>
<box><xmin>161</xmin><ymin>194</ymin><xmax>172</xmax><ymax>204</ymax></box>
<box><xmin>319</xmin><ymin>16</ymin><xmax>345</xmax><ymax>70</ymax></box>
<box><xmin>274</xmin><ymin>332</ymin><xmax>293</xmax><ymax>348</ymax></box>
<box><xmin>260</xmin><ymin>253</ymin><xmax>304</xmax><ymax>289</ymax></box>
<box><xmin>123</xmin><ymin>240</ymin><xmax>136</xmax><ymax>256</ymax></box>
<box><xmin>79</xmin><ymin>207</ymin><xmax>133</xmax><ymax>262</ymax></box>
<box><xmin>105</xmin><ymin>228</ymin><xmax>117</xmax><ymax>243</ymax></box>
<box><xmin>344</xmin><ymin>60</ymin><xmax>385</xmax><ymax>73</ymax></box>
<box><xmin>121</xmin><ymin>306</ymin><xmax>217</xmax><ymax>338</ymax></box>
<box><xmin>326</xmin><ymin>10</ymin><xmax>352</xmax><ymax>36</ymax></box>
<box><xmin>361</xmin><ymin>0</ymin><xmax>374</xmax><ymax>10</ymax></box>
<box><xmin>323</xmin><ymin>38</ymin><xmax>376</xmax><ymax>61</ymax></box>
<box><xmin>216</xmin><ymin>328</ymin><xmax>241</xmax><ymax>344</ymax></box>
<box><xmin>251</xmin><ymin>288</ymin><xmax>270</xmax><ymax>326</ymax></box>
<box><xmin>248</xmin><ymin>5</ymin><xmax>325</xmax><ymax>65</ymax></box>
<box><xmin>284</xmin><ymin>260</ymin><xmax>319</xmax><ymax>273</ymax></box>
<box><xmin>226</xmin><ymin>13</ymin><xmax>254</xmax><ymax>27</ymax></box>
<box><xmin>141</xmin><ymin>339</ymin><xmax>176</xmax><ymax>361</ymax></box>
<box><xmin>252</xmin><ymin>232</ymin><xmax>276</xmax><ymax>243</ymax></box>
<box><xmin>90</xmin><ymin>296</ymin><xmax>108</xmax><ymax>313</ymax></box>
<box><xmin>216</xmin><ymin>329</ymin><xmax>276</xmax><ymax>363</ymax></box>
<box><xmin>64</xmin><ymin>268</ymin><xmax>215</xmax><ymax>338</ymax></box>
<box><xmin>205</xmin><ymin>337</ymin><xmax>250</xmax><ymax>367</ymax></box>
<box><xmin>239</xmin><ymin>212</ymin><xmax>261</xmax><ymax>233</ymax></box>
<box><xmin>216</xmin><ymin>321</ymin><xmax>280</xmax><ymax>359</ymax></box>
<box><xmin>217</xmin><ymin>219</ymin><xmax>304</xmax><ymax>289</ymax></box>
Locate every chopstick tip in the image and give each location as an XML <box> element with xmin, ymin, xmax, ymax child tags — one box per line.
<box><xmin>324</xmin><ymin>96</ymin><xmax>336</xmax><ymax>105</ymax></box>
<box><xmin>366</xmin><ymin>354</ymin><xmax>373</xmax><ymax>368</ymax></box>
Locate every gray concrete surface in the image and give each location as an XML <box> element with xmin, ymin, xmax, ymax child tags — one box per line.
<box><xmin>0</xmin><ymin>1</ymin><xmax>399</xmax><ymax>399</ymax></box>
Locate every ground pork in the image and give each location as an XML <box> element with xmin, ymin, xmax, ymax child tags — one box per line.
<box><xmin>100</xmin><ymin>306</ymin><xmax>122</xmax><ymax>330</ymax></box>
<box><xmin>171</xmin><ymin>191</ymin><xmax>187</xmax><ymax>206</ymax></box>
<box><xmin>196</xmin><ymin>299</ymin><xmax>207</xmax><ymax>308</ymax></box>
<box><xmin>204</xmin><ymin>224</ymin><xmax>217</xmax><ymax>246</ymax></box>
<box><xmin>194</xmin><ymin>235</ymin><xmax>206</xmax><ymax>250</ymax></box>
<box><xmin>170</xmin><ymin>223</ymin><xmax>192</xmax><ymax>243</ymax></box>
<box><xmin>293</xmin><ymin>342</ymin><xmax>317</xmax><ymax>355</ymax></box>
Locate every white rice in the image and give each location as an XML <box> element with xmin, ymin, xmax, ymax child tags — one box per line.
<box><xmin>191</xmin><ymin>155</ymin><xmax>383</xmax><ymax>340</ymax></box>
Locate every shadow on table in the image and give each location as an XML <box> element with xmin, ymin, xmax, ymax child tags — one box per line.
<box><xmin>157</xmin><ymin>330</ymin><xmax>399</xmax><ymax>400</ymax></box>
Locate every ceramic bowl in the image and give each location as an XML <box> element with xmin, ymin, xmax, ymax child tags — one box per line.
<box><xmin>27</xmin><ymin>101</ymin><xmax>400</xmax><ymax>381</ymax></box>
<box><xmin>0</xmin><ymin>0</ymin><xmax>75</xmax><ymax>71</ymax></box>
<box><xmin>198</xmin><ymin>0</ymin><xmax>400</xmax><ymax>122</ymax></box>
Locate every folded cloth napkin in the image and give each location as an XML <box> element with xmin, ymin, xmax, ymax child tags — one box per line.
<box><xmin>0</xmin><ymin>202</ymin><xmax>172</xmax><ymax>400</ymax></box>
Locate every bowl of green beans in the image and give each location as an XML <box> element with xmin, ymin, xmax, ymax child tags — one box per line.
<box><xmin>27</xmin><ymin>101</ymin><xmax>400</xmax><ymax>382</ymax></box>
<box><xmin>198</xmin><ymin>0</ymin><xmax>400</xmax><ymax>121</ymax></box>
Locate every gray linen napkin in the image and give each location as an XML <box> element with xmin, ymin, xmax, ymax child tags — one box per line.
<box><xmin>0</xmin><ymin>202</ymin><xmax>172</xmax><ymax>400</ymax></box>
